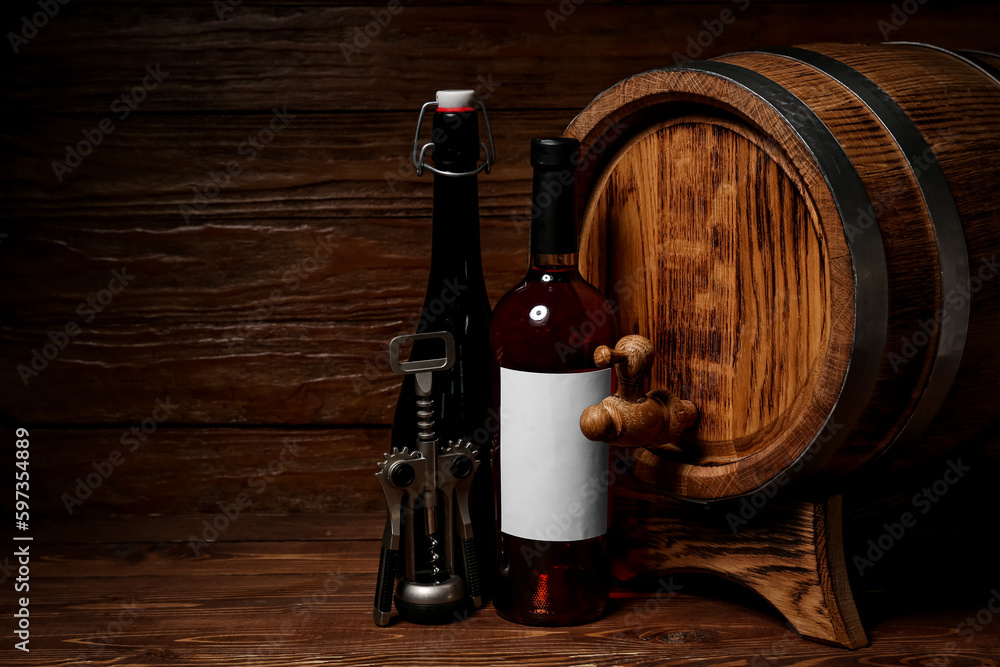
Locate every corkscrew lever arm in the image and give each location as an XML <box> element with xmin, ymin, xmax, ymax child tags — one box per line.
<box><xmin>441</xmin><ymin>442</ymin><xmax>483</xmax><ymax>608</ymax></box>
<box><xmin>373</xmin><ymin>461</ymin><xmax>406</xmax><ymax>626</ymax></box>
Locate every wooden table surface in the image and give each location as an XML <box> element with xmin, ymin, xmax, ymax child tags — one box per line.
<box><xmin>8</xmin><ymin>513</ymin><xmax>998</xmax><ymax>667</ymax></box>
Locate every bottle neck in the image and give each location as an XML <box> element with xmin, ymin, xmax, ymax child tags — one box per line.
<box><xmin>529</xmin><ymin>252</ymin><xmax>578</xmax><ymax>271</ymax></box>
<box><xmin>529</xmin><ymin>162</ymin><xmax>578</xmax><ymax>265</ymax></box>
<box><xmin>429</xmin><ymin>109</ymin><xmax>484</xmax><ymax>286</ymax></box>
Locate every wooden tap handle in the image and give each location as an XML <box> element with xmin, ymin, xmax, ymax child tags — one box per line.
<box><xmin>581</xmin><ymin>335</ymin><xmax>697</xmax><ymax>451</ymax></box>
<box><xmin>594</xmin><ymin>334</ymin><xmax>654</xmax><ymax>387</ymax></box>
<box><xmin>593</xmin><ymin>345</ymin><xmax>627</xmax><ymax>368</ymax></box>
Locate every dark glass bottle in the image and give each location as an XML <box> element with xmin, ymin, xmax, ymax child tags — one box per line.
<box><xmin>389</xmin><ymin>92</ymin><xmax>494</xmax><ymax>591</ymax></box>
<box><xmin>490</xmin><ymin>138</ymin><xmax>617</xmax><ymax>625</ymax></box>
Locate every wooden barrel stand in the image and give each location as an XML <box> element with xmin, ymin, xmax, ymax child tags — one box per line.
<box><xmin>611</xmin><ymin>476</ymin><xmax>866</xmax><ymax>648</ymax></box>
<box><xmin>568</xmin><ymin>43</ymin><xmax>1000</xmax><ymax>649</ymax></box>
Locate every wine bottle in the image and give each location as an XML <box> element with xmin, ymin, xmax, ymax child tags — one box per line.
<box><xmin>389</xmin><ymin>90</ymin><xmax>494</xmax><ymax>593</ymax></box>
<box><xmin>490</xmin><ymin>137</ymin><xmax>617</xmax><ymax>625</ymax></box>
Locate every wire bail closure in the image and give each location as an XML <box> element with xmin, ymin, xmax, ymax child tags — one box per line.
<box><xmin>411</xmin><ymin>99</ymin><xmax>496</xmax><ymax>178</ymax></box>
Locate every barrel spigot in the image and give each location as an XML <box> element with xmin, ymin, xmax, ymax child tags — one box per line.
<box><xmin>579</xmin><ymin>334</ymin><xmax>698</xmax><ymax>452</ymax></box>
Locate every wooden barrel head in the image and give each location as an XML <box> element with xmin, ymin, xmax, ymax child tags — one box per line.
<box><xmin>585</xmin><ymin>115</ymin><xmax>833</xmax><ymax>464</ymax></box>
<box><xmin>576</xmin><ymin>104</ymin><xmax>856</xmax><ymax>499</ymax></box>
<box><xmin>568</xmin><ymin>64</ymin><xmax>873</xmax><ymax>500</ymax></box>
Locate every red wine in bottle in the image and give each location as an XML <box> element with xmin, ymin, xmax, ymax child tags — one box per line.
<box><xmin>389</xmin><ymin>90</ymin><xmax>494</xmax><ymax>596</ymax></box>
<box><xmin>490</xmin><ymin>138</ymin><xmax>617</xmax><ymax>625</ymax></box>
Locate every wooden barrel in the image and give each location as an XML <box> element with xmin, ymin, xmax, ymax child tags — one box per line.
<box><xmin>566</xmin><ymin>43</ymin><xmax>1000</xmax><ymax>501</ymax></box>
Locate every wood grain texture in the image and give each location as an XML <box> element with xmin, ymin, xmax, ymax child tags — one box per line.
<box><xmin>6</xmin><ymin>513</ymin><xmax>999</xmax><ymax>667</ymax></box>
<box><xmin>4</xmin><ymin>3</ymin><xmax>998</xmax><ymax>113</ymax></box>
<box><xmin>33</xmin><ymin>540</ymin><xmax>381</xmax><ymax>578</ymax></box>
<box><xmin>0</xmin><ymin>215</ymin><xmax>525</xmax><ymax>325</ymax></box>
<box><xmin>0</xmin><ymin>216</ymin><xmax>524</xmax><ymax>425</ymax></box>
<box><xmin>32</xmin><ymin>512</ymin><xmax>384</xmax><ymax>543</ymax></box>
<box><xmin>18</xmin><ymin>428</ymin><xmax>394</xmax><ymax>518</ymax></box>
<box><xmin>0</xmin><ymin>111</ymin><xmax>564</xmax><ymax>221</ymax></box>
<box><xmin>569</xmin><ymin>42</ymin><xmax>1000</xmax><ymax>499</ymax></box>
<box><xmin>1</xmin><ymin>321</ymin><xmax>409</xmax><ymax>424</ymax></box>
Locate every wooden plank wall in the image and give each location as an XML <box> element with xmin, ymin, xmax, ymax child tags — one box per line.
<box><xmin>1</xmin><ymin>0</ymin><xmax>997</xmax><ymax>519</ymax></box>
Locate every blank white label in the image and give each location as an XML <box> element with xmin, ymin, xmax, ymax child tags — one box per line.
<box><xmin>500</xmin><ymin>367</ymin><xmax>612</xmax><ymax>542</ymax></box>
